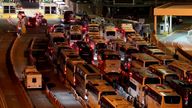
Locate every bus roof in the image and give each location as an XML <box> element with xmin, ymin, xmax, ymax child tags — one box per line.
<box><xmin>105</xmin><ymin>26</ymin><xmax>116</xmax><ymax>31</ymax></box>
<box><xmin>101</xmin><ymin>95</ymin><xmax>133</xmax><ymax>108</ymax></box>
<box><xmin>92</xmin><ymin>38</ymin><xmax>106</xmax><ymax>44</ymax></box>
<box><xmin>76</xmin><ymin>64</ymin><xmax>101</xmax><ymax>74</ymax></box>
<box><xmin>131</xmin><ymin>68</ymin><xmax>160</xmax><ymax>78</ymax></box>
<box><xmin>61</xmin><ymin>49</ymin><xmax>78</xmax><ymax>56</ymax></box>
<box><xmin>149</xmin><ymin>64</ymin><xmax>176</xmax><ymax>75</ymax></box>
<box><xmin>103</xmin><ymin>50</ymin><xmax>119</xmax><ymax>55</ymax></box>
<box><xmin>49</xmin><ymin>33</ymin><xmax>65</xmax><ymax>38</ymax></box>
<box><xmin>67</xmin><ymin>57</ymin><xmax>85</xmax><ymax>65</ymax></box>
<box><xmin>168</xmin><ymin>60</ymin><xmax>192</xmax><ymax>71</ymax></box>
<box><xmin>88</xmin><ymin>23</ymin><xmax>99</xmax><ymax>27</ymax></box>
<box><xmin>148</xmin><ymin>48</ymin><xmax>165</xmax><ymax>54</ymax></box>
<box><xmin>94</xmin><ymin>84</ymin><xmax>115</xmax><ymax>92</ymax></box>
<box><xmin>146</xmin><ymin>84</ymin><xmax>174</xmax><ymax>93</ymax></box>
<box><xmin>121</xmin><ymin>43</ymin><xmax>137</xmax><ymax>49</ymax></box>
<box><xmin>88</xmin><ymin>79</ymin><xmax>109</xmax><ymax>86</ymax></box>
<box><xmin>109</xmin><ymin>38</ymin><xmax>124</xmax><ymax>44</ymax></box>
<box><xmin>171</xmin><ymin>79</ymin><xmax>192</xmax><ymax>88</ymax></box>
<box><xmin>131</xmin><ymin>53</ymin><xmax>160</xmax><ymax>62</ymax></box>
<box><xmin>153</xmin><ymin>54</ymin><xmax>174</xmax><ymax>60</ymax></box>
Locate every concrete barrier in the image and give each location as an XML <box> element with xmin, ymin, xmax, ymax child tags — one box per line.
<box><xmin>9</xmin><ymin>36</ymin><xmax>34</xmax><ymax>108</ymax></box>
<box><xmin>45</xmin><ymin>86</ymin><xmax>65</xmax><ymax>108</ymax></box>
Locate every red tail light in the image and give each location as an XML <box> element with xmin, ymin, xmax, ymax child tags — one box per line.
<box><xmin>115</xmin><ymin>27</ymin><xmax>118</xmax><ymax>31</ymax></box>
<box><xmin>127</xmin><ymin>63</ymin><xmax>131</xmax><ymax>68</ymax></box>
<box><xmin>79</xmin><ymin>48</ymin><xmax>82</xmax><ymax>51</ymax></box>
<box><xmin>188</xmin><ymin>78</ymin><xmax>191</xmax><ymax>82</ymax></box>
<box><xmin>82</xmin><ymin>27</ymin><xmax>87</xmax><ymax>31</ymax></box>
<box><xmin>73</xmin><ymin>77</ymin><xmax>76</xmax><ymax>85</ymax></box>
<box><xmin>129</xmin><ymin>72</ymin><xmax>132</xmax><ymax>77</ymax></box>
<box><xmin>64</xmin><ymin>67</ymin><xmax>67</xmax><ymax>74</ymax></box>
<box><xmin>184</xmin><ymin>97</ymin><xmax>188</xmax><ymax>101</ymax></box>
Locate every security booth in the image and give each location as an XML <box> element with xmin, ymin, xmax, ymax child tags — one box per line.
<box><xmin>154</xmin><ymin>2</ymin><xmax>192</xmax><ymax>38</ymax></box>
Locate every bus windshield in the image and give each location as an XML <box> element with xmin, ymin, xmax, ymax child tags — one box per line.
<box><xmin>96</xmin><ymin>43</ymin><xmax>107</xmax><ymax>50</ymax></box>
<box><xmin>70</xmin><ymin>35</ymin><xmax>82</xmax><ymax>40</ymax></box>
<box><xmin>106</xmin><ymin>31</ymin><xmax>115</xmax><ymax>36</ymax></box>
<box><xmin>87</xmin><ymin>75</ymin><xmax>102</xmax><ymax>80</ymax></box>
<box><xmin>101</xmin><ymin>91</ymin><xmax>117</xmax><ymax>96</ymax></box>
<box><xmin>53</xmin><ymin>37</ymin><xmax>65</xmax><ymax>43</ymax></box>
<box><xmin>164</xmin><ymin>96</ymin><xmax>180</xmax><ymax>104</ymax></box>
<box><xmin>145</xmin><ymin>78</ymin><xmax>160</xmax><ymax>84</ymax></box>
<box><xmin>145</xmin><ymin>61</ymin><xmax>159</xmax><ymax>67</ymax></box>
<box><xmin>165</xmin><ymin>74</ymin><xmax>179</xmax><ymax>83</ymax></box>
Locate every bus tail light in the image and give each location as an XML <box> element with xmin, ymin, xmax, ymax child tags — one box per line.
<box><xmin>82</xmin><ymin>27</ymin><xmax>87</xmax><ymax>31</ymax></box>
<box><xmin>184</xmin><ymin>96</ymin><xmax>188</xmax><ymax>106</ymax></box>
<box><xmin>115</xmin><ymin>27</ymin><xmax>118</xmax><ymax>31</ymax></box>
<box><xmin>64</xmin><ymin>67</ymin><xmax>67</xmax><ymax>75</ymax></box>
<box><xmin>73</xmin><ymin>77</ymin><xmax>76</xmax><ymax>85</ymax></box>
<box><xmin>188</xmin><ymin>78</ymin><xmax>191</xmax><ymax>82</ymax></box>
<box><xmin>129</xmin><ymin>72</ymin><xmax>132</xmax><ymax>77</ymax></box>
<box><xmin>127</xmin><ymin>63</ymin><xmax>131</xmax><ymax>69</ymax></box>
<box><xmin>28</xmin><ymin>22</ymin><xmax>31</xmax><ymax>25</ymax></box>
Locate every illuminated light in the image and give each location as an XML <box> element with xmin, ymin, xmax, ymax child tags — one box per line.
<box><xmin>82</xmin><ymin>27</ymin><xmax>87</xmax><ymax>30</ymax></box>
<box><xmin>79</xmin><ymin>48</ymin><xmax>82</xmax><ymax>51</ymax></box>
<box><xmin>127</xmin><ymin>63</ymin><xmax>131</xmax><ymax>68</ymax></box>
<box><xmin>100</xmin><ymin>60</ymin><xmax>103</xmax><ymax>64</ymax></box>
<box><xmin>184</xmin><ymin>97</ymin><xmax>188</xmax><ymax>101</ymax></box>
<box><xmin>129</xmin><ymin>72</ymin><xmax>132</xmax><ymax>77</ymax></box>
<box><xmin>105</xmin><ymin>55</ymin><xmax>108</xmax><ymax>58</ymax></box>
<box><xmin>61</xmin><ymin>18</ymin><xmax>64</xmax><ymax>22</ymax></box>
<box><xmin>188</xmin><ymin>78</ymin><xmax>191</xmax><ymax>82</ymax></box>
<box><xmin>28</xmin><ymin>22</ymin><xmax>30</xmax><ymax>25</ymax></box>
<box><xmin>64</xmin><ymin>68</ymin><xmax>67</xmax><ymax>74</ymax></box>
<box><xmin>73</xmin><ymin>77</ymin><xmax>76</xmax><ymax>85</ymax></box>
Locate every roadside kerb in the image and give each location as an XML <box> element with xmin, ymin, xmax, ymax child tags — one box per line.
<box><xmin>10</xmin><ymin>36</ymin><xmax>34</xmax><ymax>108</ymax></box>
<box><xmin>0</xmin><ymin>88</ymin><xmax>8</xmax><ymax>108</ymax></box>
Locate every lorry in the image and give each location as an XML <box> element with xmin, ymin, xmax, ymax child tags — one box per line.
<box><xmin>23</xmin><ymin>66</ymin><xmax>42</xmax><ymax>89</ymax></box>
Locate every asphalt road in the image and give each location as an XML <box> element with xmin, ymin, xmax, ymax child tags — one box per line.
<box><xmin>0</xmin><ymin>19</ymin><xmax>32</xmax><ymax>108</ymax></box>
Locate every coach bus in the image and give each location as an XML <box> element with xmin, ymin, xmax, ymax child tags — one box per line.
<box><xmin>168</xmin><ymin>60</ymin><xmax>192</xmax><ymax>81</ymax></box>
<box><xmin>143</xmin><ymin>48</ymin><xmax>174</xmax><ymax>65</ymax></box>
<box><xmin>131</xmin><ymin>53</ymin><xmax>160</xmax><ymax>68</ymax></box>
<box><xmin>58</xmin><ymin>49</ymin><xmax>79</xmax><ymax>72</ymax></box>
<box><xmin>86</xmin><ymin>79</ymin><xmax>117</xmax><ymax>107</ymax></box>
<box><xmin>65</xmin><ymin>57</ymin><xmax>85</xmax><ymax>86</ymax></box>
<box><xmin>169</xmin><ymin>79</ymin><xmax>192</xmax><ymax>108</ymax></box>
<box><xmin>119</xmin><ymin>42</ymin><xmax>139</xmax><ymax>61</ymax></box>
<box><xmin>97</xmin><ymin>49</ymin><xmax>121</xmax><ymax>84</ymax></box>
<box><xmin>100</xmin><ymin>95</ymin><xmax>133</xmax><ymax>108</ymax></box>
<box><xmin>148</xmin><ymin>64</ymin><xmax>180</xmax><ymax>84</ymax></box>
<box><xmin>145</xmin><ymin>84</ymin><xmax>182</xmax><ymax>108</ymax></box>
<box><xmin>128</xmin><ymin>67</ymin><xmax>161</xmax><ymax>104</ymax></box>
<box><xmin>75</xmin><ymin>63</ymin><xmax>103</xmax><ymax>100</ymax></box>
